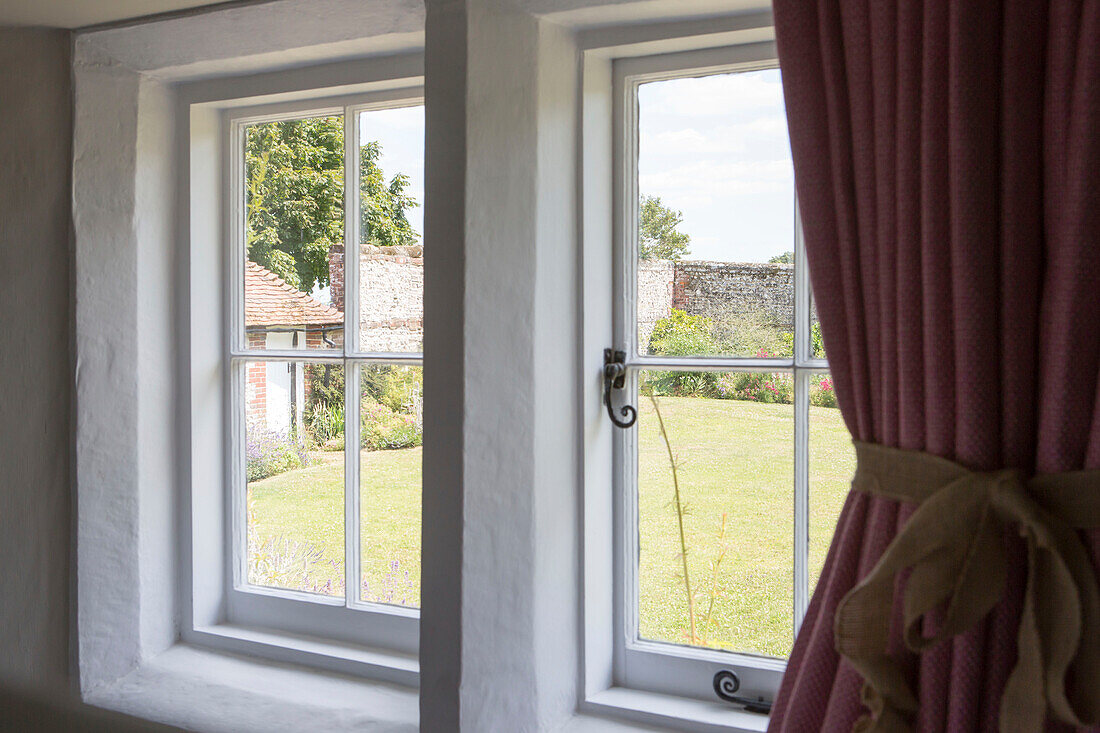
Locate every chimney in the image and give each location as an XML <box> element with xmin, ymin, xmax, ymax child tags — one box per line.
<box><xmin>328</xmin><ymin>243</ymin><xmax>345</xmax><ymax>312</ymax></box>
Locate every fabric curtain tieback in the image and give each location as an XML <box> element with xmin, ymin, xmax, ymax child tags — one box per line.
<box><xmin>835</xmin><ymin>442</ymin><xmax>1100</xmax><ymax>732</ymax></box>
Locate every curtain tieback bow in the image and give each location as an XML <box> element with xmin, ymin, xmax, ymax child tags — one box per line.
<box><xmin>835</xmin><ymin>442</ymin><xmax>1100</xmax><ymax>733</ymax></box>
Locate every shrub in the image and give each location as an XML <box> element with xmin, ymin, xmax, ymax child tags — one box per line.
<box><xmin>649</xmin><ymin>308</ymin><xmax>720</xmax><ymax>356</ymax></box>
<box><xmin>305</xmin><ymin>362</ymin><xmax>343</xmax><ymax>412</ymax></box>
<box><xmin>246</xmin><ymin>429</ymin><xmax>310</xmax><ymax>481</ymax></box>
<box><xmin>306</xmin><ymin>401</ymin><xmax>344</xmax><ymax>447</ymax></box>
<box><xmin>715</xmin><ymin>310</ymin><xmax>794</xmax><ymax>357</ymax></box>
<box><xmin>248</xmin><ymin>535</ymin><xmax>339</xmax><ymax>594</ymax></box>
<box><xmin>647</xmin><ymin>309</ymin><xmax>721</xmax><ymax>396</ymax></box>
<box><xmin>809</xmin><ymin>375</ymin><xmax>837</xmax><ymax>408</ymax></box>
<box><xmin>643</xmin><ymin>369</ymin><xmax>721</xmax><ymax>399</ymax></box>
<box><xmin>363</xmin><ymin>365</ymin><xmax>423</xmax><ymax>417</ymax></box>
<box><xmin>716</xmin><ymin>370</ymin><xmax>793</xmax><ymax>405</ymax></box>
<box><xmin>361</xmin><ymin>399</ymin><xmax>423</xmax><ymax>450</ymax></box>
<box><xmin>812</xmin><ymin>321</ymin><xmax>825</xmax><ymax>358</ymax></box>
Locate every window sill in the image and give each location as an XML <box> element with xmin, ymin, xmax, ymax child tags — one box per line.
<box><xmin>576</xmin><ymin>687</ymin><xmax>769</xmax><ymax>733</ymax></box>
<box><xmin>187</xmin><ymin>621</ymin><xmax>418</xmax><ymax>687</ymax></box>
<box><xmin>84</xmin><ymin>643</ymin><xmax>418</xmax><ymax>733</ymax></box>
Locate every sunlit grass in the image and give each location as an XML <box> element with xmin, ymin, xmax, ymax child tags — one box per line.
<box><xmin>248</xmin><ymin>399</ymin><xmax>853</xmax><ymax>654</ymax></box>
<box><xmin>247</xmin><ymin>447</ymin><xmax>422</xmax><ymax>606</ymax></box>
<box><xmin>637</xmin><ymin>396</ymin><xmax>853</xmax><ymax>658</ymax></box>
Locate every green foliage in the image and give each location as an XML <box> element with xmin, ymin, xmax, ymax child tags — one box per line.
<box><xmin>811</xmin><ymin>321</ymin><xmax>825</xmax><ymax>358</ymax></box>
<box><xmin>246</xmin><ymin>430</ymin><xmax>309</xmax><ymax>481</ymax></box>
<box><xmin>649</xmin><ymin>309</ymin><xmax>720</xmax><ymax>356</ymax></box>
<box><xmin>716</xmin><ymin>372</ymin><xmax>793</xmax><ymax>404</ymax></box>
<box><xmin>639</xmin><ymin>194</ymin><xmax>691</xmax><ymax>261</ymax></box>
<box><xmin>303</xmin><ymin>363</ymin><xmax>344</xmax><ymax>448</ymax></box>
<box><xmin>362</xmin><ymin>366</ymin><xmax>422</xmax><ymax>414</ymax></box>
<box><xmin>809</xmin><ymin>374</ymin><xmax>838</xmax><ymax>408</ymax></box>
<box><xmin>361</xmin><ymin>400</ymin><xmax>422</xmax><ymax>450</ymax></box>
<box><xmin>245</xmin><ymin>117</ymin><xmax>419</xmax><ymax>292</ymax></box>
<box><xmin>715</xmin><ymin>312</ymin><xmax>794</xmax><ymax>357</ymax></box>
<box><xmin>359</xmin><ymin>141</ymin><xmax>420</xmax><ymax>249</ymax></box>
<box><xmin>646</xmin><ymin>309</ymin><xmax>722</xmax><ymax>396</ymax></box>
<box><xmin>768</xmin><ymin>250</ymin><xmax>794</xmax><ymax>264</ymax></box>
<box><xmin>307</xmin><ymin>402</ymin><xmax>345</xmax><ymax>448</ymax></box>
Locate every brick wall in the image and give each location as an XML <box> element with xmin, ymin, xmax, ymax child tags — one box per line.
<box><xmin>359</xmin><ymin>245</ymin><xmax>424</xmax><ymax>352</ymax></box>
<box><xmin>245</xmin><ymin>332</ymin><xmax>267</xmax><ymax>427</ymax></box>
<box><xmin>637</xmin><ymin>260</ymin><xmax>674</xmax><ymax>350</ymax></box>
<box><xmin>671</xmin><ymin>260</ymin><xmax>793</xmax><ymax>328</ymax></box>
<box><xmin>328</xmin><ymin>243</ymin><xmax>345</xmax><ymax>311</ymax></box>
<box><xmin>330</xmin><ymin>244</ymin><xmax>793</xmax><ymax>357</ymax></box>
<box><xmin>638</xmin><ymin>259</ymin><xmax>793</xmax><ymax>353</ymax></box>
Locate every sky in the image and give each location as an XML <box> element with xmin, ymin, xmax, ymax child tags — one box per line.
<box><xmin>638</xmin><ymin>68</ymin><xmax>795</xmax><ymax>263</ymax></box>
<box><xmin>360</xmin><ymin>104</ymin><xmax>425</xmax><ymax>240</ymax></box>
<box><xmin>353</xmin><ymin>69</ymin><xmax>794</xmax><ymax>264</ymax></box>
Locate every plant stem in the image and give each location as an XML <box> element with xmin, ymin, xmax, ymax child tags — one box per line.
<box><xmin>700</xmin><ymin>512</ymin><xmax>728</xmax><ymax>643</ymax></box>
<box><xmin>648</xmin><ymin>393</ymin><xmax>697</xmax><ymax>644</ymax></box>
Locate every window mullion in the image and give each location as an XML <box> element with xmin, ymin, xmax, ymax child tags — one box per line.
<box><xmin>345</xmin><ymin>360</ymin><xmax>361</xmax><ymax>607</ymax></box>
<box><xmin>793</xmin><ymin>368</ymin><xmax>810</xmax><ymax>631</ymax></box>
<box><xmin>230</xmin><ymin>359</ymin><xmax>246</xmax><ymax>591</ymax></box>
<box><xmin>343</xmin><ymin>107</ymin><xmax>361</xmax><ymax>608</ymax></box>
<box><xmin>793</xmin><ymin>198</ymin><xmax>811</xmax><ymax>368</ymax></box>
<box><xmin>344</xmin><ymin>107</ymin><xmax>361</xmax><ymax>356</ymax></box>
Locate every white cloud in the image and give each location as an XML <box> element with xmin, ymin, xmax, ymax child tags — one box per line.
<box><xmin>640</xmin><ymin>117</ymin><xmax>789</xmax><ymax>158</ymax></box>
<box><xmin>638</xmin><ymin>69</ymin><xmax>786</xmax><ymax>118</ymax></box>
<box><xmin>640</xmin><ymin>159</ymin><xmax>794</xmax><ymax>205</ymax></box>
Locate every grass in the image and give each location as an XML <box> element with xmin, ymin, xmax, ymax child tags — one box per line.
<box><xmin>636</xmin><ymin>395</ymin><xmax>853</xmax><ymax>658</ymax></box>
<box><xmin>247</xmin><ymin>447</ymin><xmax>422</xmax><ymax>606</ymax></box>
<box><xmin>246</xmin><ymin>396</ymin><xmax>854</xmax><ymax>656</ymax></box>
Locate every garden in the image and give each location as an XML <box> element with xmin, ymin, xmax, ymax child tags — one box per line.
<box><xmin>243</xmin><ymin>308</ymin><xmax>855</xmax><ymax>658</ymax></box>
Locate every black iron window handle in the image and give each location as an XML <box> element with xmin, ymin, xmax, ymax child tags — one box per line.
<box><xmin>713</xmin><ymin>670</ymin><xmax>773</xmax><ymax>714</ymax></box>
<box><xmin>603</xmin><ymin>349</ymin><xmax>637</xmax><ymax>429</ymax></box>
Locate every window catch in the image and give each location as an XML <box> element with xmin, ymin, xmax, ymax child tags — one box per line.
<box><xmin>713</xmin><ymin>670</ymin><xmax>773</xmax><ymax>714</ymax></box>
<box><xmin>603</xmin><ymin>349</ymin><xmax>637</xmax><ymax>429</ymax></box>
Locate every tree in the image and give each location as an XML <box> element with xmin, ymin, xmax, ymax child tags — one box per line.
<box><xmin>768</xmin><ymin>251</ymin><xmax>794</xmax><ymax>264</ymax></box>
<box><xmin>245</xmin><ymin>117</ymin><xmax>419</xmax><ymax>293</ymax></box>
<box><xmin>639</xmin><ymin>194</ymin><xmax>691</xmax><ymax>261</ymax></box>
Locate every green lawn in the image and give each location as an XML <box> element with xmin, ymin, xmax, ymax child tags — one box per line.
<box><xmin>637</xmin><ymin>396</ymin><xmax>853</xmax><ymax>658</ymax></box>
<box><xmin>247</xmin><ymin>447</ymin><xmax>422</xmax><ymax>606</ymax></box>
<box><xmin>247</xmin><ymin>396</ymin><xmax>854</xmax><ymax>656</ymax></box>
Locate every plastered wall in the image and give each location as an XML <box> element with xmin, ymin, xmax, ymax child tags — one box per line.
<box><xmin>0</xmin><ymin>26</ymin><xmax>73</xmax><ymax>693</ymax></box>
<box><xmin>0</xmin><ymin>26</ymin><xmax>178</xmax><ymax>733</ymax></box>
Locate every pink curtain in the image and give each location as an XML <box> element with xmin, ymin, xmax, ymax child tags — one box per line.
<box><xmin>769</xmin><ymin>2</ymin><xmax>1100</xmax><ymax>730</ymax></box>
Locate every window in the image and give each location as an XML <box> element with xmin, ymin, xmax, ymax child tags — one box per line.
<box><xmin>223</xmin><ymin>94</ymin><xmax>425</xmax><ymax>658</ymax></box>
<box><xmin>607</xmin><ymin>49</ymin><xmax>854</xmax><ymax>707</ymax></box>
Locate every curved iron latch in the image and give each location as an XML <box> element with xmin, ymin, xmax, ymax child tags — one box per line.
<box><xmin>603</xmin><ymin>349</ymin><xmax>637</xmax><ymax>429</ymax></box>
<box><xmin>713</xmin><ymin>670</ymin><xmax>773</xmax><ymax>714</ymax></box>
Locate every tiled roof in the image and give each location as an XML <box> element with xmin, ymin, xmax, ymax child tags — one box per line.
<box><xmin>245</xmin><ymin>260</ymin><xmax>343</xmax><ymax>328</ymax></box>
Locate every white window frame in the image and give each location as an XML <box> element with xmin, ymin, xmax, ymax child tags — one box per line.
<box><xmin>591</xmin><ymin>41</ymin><xmax>830</xmax><ymax>710</ymax></box>
<box><xmin>185</xmin><ymin>79</ymin><xmax>425</xmax><ymax>684</ymax></box>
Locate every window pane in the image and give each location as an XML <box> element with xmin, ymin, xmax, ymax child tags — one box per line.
<box><xmin>246</xmin><ymin>360</ymin><xmax>345</xmax><ymax>597</ymax></box>
<box><xmin>808</xmin><ymin>372</ymin><xmax>853</xmax><ymax>594</ymax></box>
<box><xmin>244</xmin><ymin>115</ymin><xmax>344</xmax><ymax>351</ymax></box>
<box><xmin>357</xmin><ymin>106</ymin><xmax>425</xmax><ymax>353</ymax></box>
<box><xmin>636</xmin><ymin>70</ymin><xmax>795</xmax><ymax>358</ymax></box>
<box><xmin>637</xmin><ymin>370</ymin><xmax>794</xmax><ymax>658</ymax></box>
<box><xmin>359</xmin><ymin>365</ymin><xmax>422</xmax><ymax>608</ymax></box>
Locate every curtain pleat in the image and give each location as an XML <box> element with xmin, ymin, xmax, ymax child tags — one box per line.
<box><xmin>768</xmin><ymin>1</ymin><xmax>1100</xmax><ymax>730</ymax></box>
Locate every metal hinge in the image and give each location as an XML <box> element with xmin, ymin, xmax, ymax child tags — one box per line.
<box><xmin>602</xmin><ymin>349</ymin><xmax>637</xmax><ymax>429</ymax></box>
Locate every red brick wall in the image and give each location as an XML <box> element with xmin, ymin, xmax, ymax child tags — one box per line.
<box><xmin>328</xmin><ymin>243</ymin><xmax>344</xmax><ymax>312</ymax></box>
<box><xmin>246</xmin><ymin>332</ymin><xmax>267</xmax><ymax>426</ymax></box>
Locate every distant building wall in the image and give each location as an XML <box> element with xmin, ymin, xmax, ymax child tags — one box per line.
<box><xmin>329</xmin><ymin>245</ymin><xmax>793</xmax><ymax>356</ymax></box>
<box><xmin>638</xmin><ymin>259</ymin><xmax>793</xmax><ymax>352</ymax></box>
<box><xmin>671</xmin><ymin>260</ymin><xmax>793</xmax><ymax>328</ymax></box>
<box><xmin>360</xmin><ymin>245</ymin><xmax>424</xmax><ymax>352</ymax></box>
<box><xmin>637</xmin><ymin>260</ymin><xmax>674</xmax><ymax>350</ymax></box>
